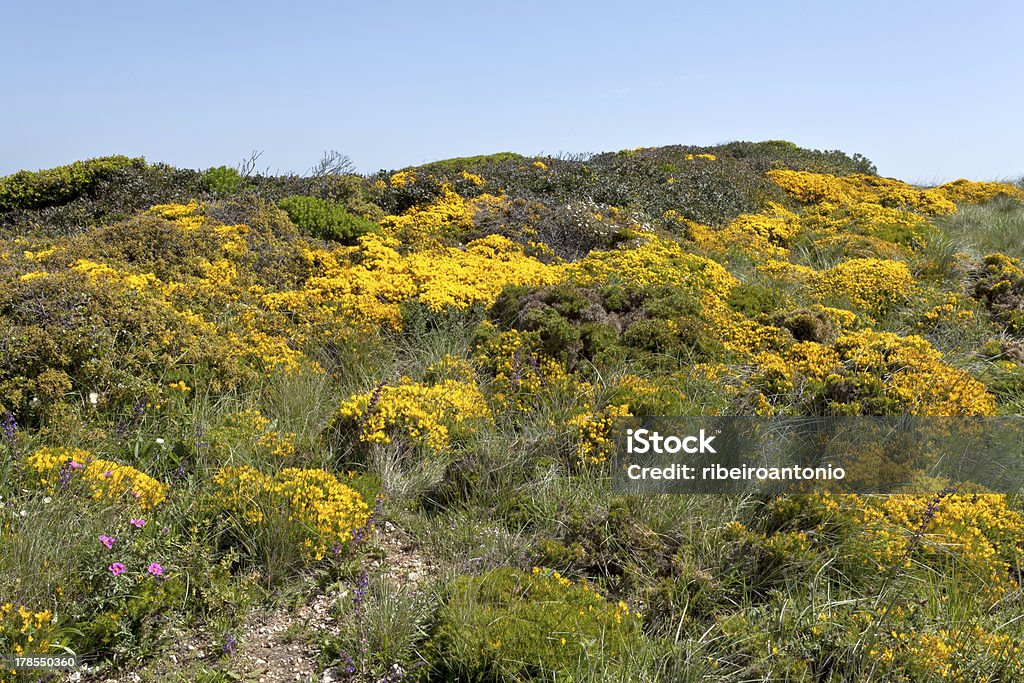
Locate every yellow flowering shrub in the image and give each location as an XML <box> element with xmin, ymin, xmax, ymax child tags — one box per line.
<box><xmin>562</xmin><ymin>236</ymin><xmax>737</xmax><ymax>297</ymax></box>
<box><xmin>25</xmin><ymin>447</ymin><xmax>168</xmax><ymax>510</ymax></box>
<box><xmin>568</xmin><ymin>403</ymin><xmax>631</xmax><ymax>466</ymax></box>
<box><xmin>767</xmin><ymin>493</ymin><xmax>1024</xmax><ymax>604</ymax></box>
<box><xmin>810</xmin><ymin>258</ymin><xmax>916</xmax><ymax>315</ymax></box>
<box><xmin>0</xmin><ymin>603</ymin><xmax>57</xmax><ymax>660</ymax></box>
<box><xmin>767</xmin><ymin>170</ymin><xmax>957</xmax><ymax>215</ymax></box>
<box><xmin>265</xmin><ymin>233</ymin><xmax>559</xmax><ymax>334</ymax></box>
<box><xmin>336</xmin><ymin>378</ymin><xmax>490</xmax><ymax>451</ymax></box>
<box><xmin>689</xmin><ymin>202</ymin><xmax>801</xmax><ymax>261</ymax></box>
<box><xmin>212</xmin><ymin>465</ymin><xmax>369</xmax><ymax>561</ymax></box>
<box><xmin>833</xmin><ymin>330</ymin><xmax>995</xmax><ymax>415</ymax></box>
<box><xmin>379</xmin><ymin>186</ymin><xmax>505</xmax><ymax>246</ymax></box>
<box><xmin>471</xmin><ymin>325</ymin><xmax>572</xmax><ymax>411</ymax></box>
<box><xmin>937</xmin><ymin>178</ymin><xmax>1024</xmax><ymax>204</ymax></box>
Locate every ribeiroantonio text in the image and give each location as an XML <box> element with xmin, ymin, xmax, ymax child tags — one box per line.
<box><xmin>626</xmin><ymin>463</ymin><xmax>846</xmax><ymax>481</ymax></box>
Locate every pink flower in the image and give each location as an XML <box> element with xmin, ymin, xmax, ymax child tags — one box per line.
<box><xmin>69</xmin><ymin>461</ymin><xmax>84</xmax><ymax>470</ymax></box>
<box><xmin>147</xmin><ymin>562</ymin><xmax>163</xmax><ymax>576</ymax></box>
<box><xmin>108</xmin><ymin>562</ymin><xmax>126</xmax><ymax>576</ymax></box>
<box><xmin>99</xmin><ymin>535</ymin><xmax>115</xmax><ymax>549</ymax></box>
<box><xmin>101</xmin><ymin>471</ymin><xmax>113</xmax><ymax>479</ymax></box>
<box><xmin>129</xmin><ymin>518</ymin><xmax>146</xmax><ymax>528</ymax></box>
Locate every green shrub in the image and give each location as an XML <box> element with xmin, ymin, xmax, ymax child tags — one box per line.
<box><xmin>0</xmin><ymin>156</ymin><xmax>146</xmax><ymax>212</ymax></box>
<box><xmin>277</xmin><ymin>195</ymin><xmax>379</xmax><ymax>244</ymax></box>
<box><xmin>425</xmin><ymin>568</ymin><xmax>651</xmax><ymax>681</ymax></box>
<box><xmin>201</xmin><ymin>166</ymin><xmax>242</xmax><ymax>195</ymax></box>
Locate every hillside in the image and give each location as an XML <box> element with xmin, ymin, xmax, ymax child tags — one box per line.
<box><xmin>2</xmin><ymin>142</ymin><xmax>1024</xmax><ymax>682</ymax></box>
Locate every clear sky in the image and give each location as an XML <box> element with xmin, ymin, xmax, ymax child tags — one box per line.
<box><xmin>2</xmin><ymin>1</ymin><xmax>1021</xmax><ymax>183</ymax></box>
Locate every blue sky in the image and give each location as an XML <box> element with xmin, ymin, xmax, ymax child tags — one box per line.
<box><xmin>2</xmin><ymin>1</ymin><xmax>1021</xmax><ymax>183</ymax></box>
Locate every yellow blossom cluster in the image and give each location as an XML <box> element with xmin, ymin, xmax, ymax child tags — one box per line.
<box><xmin>336</xmin><ymin>378</ymin><xmax>490</xmax><ymax>451</ymax></box>
<box><xmin>749</xmin><ymin>330</ymin><xmax>995</xmax><ymax>415</ymax></box>
<box><xmin>794</xmin><ymin>493</ymin><xmax>1024</xmax><ymax>603</ymax></box>
<box><xmin>767</xmin><ymin>170</ymin><xmax>958</xmax><ymax>215</ymax></box>
<box><xmin>688</xmin><ymin>202</ymin><xmax>802</xmax><ymax>261</ymax></box>
<box><xmin>212</xmin><ymin>466</ymin><xmax>370</xmax><ymax>560</ymax></box>
<box><xmin>883</xmin><ymin>625</ymin><xmax>1024</xmax><ymax>681</ymax></box>
<box><xmin>562</xmin><ymin>235</ymin><xmax>737</xmax><ymax>297</ymax></box>
<box><xmin>25</xmin><ymin>447</ymin><xmax>168</xmax><ymax>510</ymax></box>
<box><xmin>266</xmin><ymin>233</ymin><xmax>559</xmax><ymax>334</ymax></box>
<box><xmin>527</xmin><ymin>567</ymin><xmax>643</xmax><ymax>624</ymax></box>
<box><xmin>378</xmin><ymin>186</ymin><xmax>504</xmax><ymax>246</ymax></box>
<box><xmin>810</xmin><ymin>258</ymin><xmax>917</xmax><ymax>315</ymax></box>
<box><xmin>458</xmin><ymin>170</ymin><xmax>486</xmax><ymax>186</ymax></box>
<box><xmin>833</xmin><ymin>330</ymin><xmax>995</xmax><ymax>415</ymax></box>
<box><xmin>935</xmin><ymin>178</ymin><xmax>1024</xmax><ymax>204</ymax></box>
<box><xmin>0</xmin><ymin>603</ymin><xmax>56</xmax><ymax>659</ymax></box>
<box><xmin>920</xmin><ymin>292</ymin><xmax>976</xmax><ymax>328</ymax></box>
<box><xmin>568</xmin><ymin>404</ymin><xmax>631</xmax><ymax>466</ymax></box>
<box><xmin>224</xmin><ymin>310</ymin><xmax>307</xmax><ymax>373</ymax></box>
<box><xmin>148</xmin><ymin>201</ymin><xmax>249</xmax><ymax>254</ymax></box>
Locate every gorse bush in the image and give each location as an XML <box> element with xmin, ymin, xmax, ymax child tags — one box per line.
<box><xmin>277</xmin><ymin>194</ymin><xmax>379</xmax><ymax>243</ymax></box>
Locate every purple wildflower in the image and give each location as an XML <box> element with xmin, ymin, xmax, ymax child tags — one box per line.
<box><xmin>1</xmin><ymin>412</ymin><xmax>16</xmax><ymax>446</ymax></box>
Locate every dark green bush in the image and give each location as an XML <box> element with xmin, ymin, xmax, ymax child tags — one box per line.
<box><xmin>970</xmin><ymin>253</ymin><xmax>1024</xmax><ymax>334</ymax></box>
<box><xmin>726</xmin><ymin>282</ymin><xmax>792</xmax><ymax>317</ymax></box>
<box><xmin>0</xmin><ymin>156</ymin><xmax>146</xmax><ymax>212</ymax></box>
<box><xmin>277</xmin><ymin>195</ymin><xmax>379</xmax><ymax>244</ymax></box>
<box><xmin>492</xmin><ymin>283</ymin><xmax>723</xmax><ymax>372</ymax></box>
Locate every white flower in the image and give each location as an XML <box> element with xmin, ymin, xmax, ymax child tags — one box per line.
<box><xmin>19</xmin><ymin>510</ymin><xmax>28</xmax><ymax>517</ymax></box>
<box><xmin>43</xmin><ymin>496</ymin><xmax>52</xmax><ymax>504</ymax></box>
<box><xmin>89</xmin><ymin>392</ymin><xmax>99</xmax><ymax>405</ymax></box>
<box><xmin>155</xmin><ymin>438</ymin><xmax>165</xmax><ymax>446</ymax></box>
